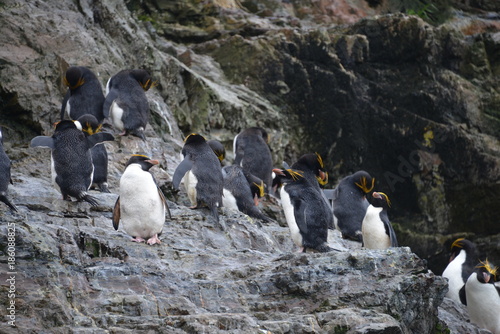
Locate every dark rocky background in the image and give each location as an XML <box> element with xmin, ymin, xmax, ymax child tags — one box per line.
<box><xmin>0</xmin><ymin>0</ymin><xmax>499</xmax><ymax>332</ymax></box>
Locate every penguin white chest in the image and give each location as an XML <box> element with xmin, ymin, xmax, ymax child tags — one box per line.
<box><xmin>465</xmin><ymin>273</ymin><xmax>500</xmax><ymax>333</ymax></box>
<box><xmin>280</xmin><ymin>187</ymin><xmax>303</xmax><ymax>248</ymax></box>
<box><xmin>110</xmin><ymin>101</ymin><xmax>125</xmax><ymax>131</ymax></box>
<box><xmin>362</xmin><ymin>205</ymin><xmax>390</xmax><ymax>249</ymax></box>
<box><xmin>222</xmin><ymin>188</ymin><xmax>238</xmax><ymax>211</ymax></box>
<box><xmin>442</xmin><ymin>250</ymin><xmax>467</xmax><ymax>302</ymax></box>
<box><xmin>119</xmin><ymin>165</ymin><xmax>165</xmax><ymax>239</ymax></box>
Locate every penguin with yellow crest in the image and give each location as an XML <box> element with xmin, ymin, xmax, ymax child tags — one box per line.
<box><xmin>361</xmin><ymin>191</ymin><xmax>398</xmax><ymax>249</ymax></box>
<box><xmin>332</xmin><ymin>170</ymin><xmax>375</xmax><ymax>242</ymax></box>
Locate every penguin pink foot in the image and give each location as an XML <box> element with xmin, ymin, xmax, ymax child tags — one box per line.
<box><xmin>146</xmin><ymin>234</ymin><xmax>161</xmax><ymax>245</ymax></box>
<box><xmin>131</xmin><ymin>237</ymin><xmax>146</xmax><ymax>243</ymax></box>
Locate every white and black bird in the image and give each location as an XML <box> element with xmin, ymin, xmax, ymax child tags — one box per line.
<box><xmin>60</xmin><ymin>66</ymin><xmax>105</xmax><ymax>122</ymax></box>
<box><xmin>103</xmin><ymin>69</ymin><xmax>154</xmax><ymax>140</ymax></box>
<box><xmin>113</xmin><ymin>155</ymin><xmax>170</xmax><ymax>245</ymax></box>
<box><xmin>332</xmin><ymin>170</ymin><xmax>375</xmax><ymax>242</ymax></box>
<box><xmin>0</xmin><ymin>128</ymin><xmax>18</xmax><ymax>212</ymax></box>
<box><xmin>361</xmin><ymin>191</ymin><xmax>398</xmax><ymax>249</ymax></box>
<box><xmin>172</xmin><ymin>133</ymin><xmax>224</xmax><ymax>224</ymax></box>
<box><xmin>233</xmin><ymin>127</ymin><xmax>274</xmax><ymax>195</ymax></box>
<box><xmin>442</xmin><ymin>238</ymin><xmax>478</xmax><ymax>304</ymax></box>
<box><xmin>30</xmin><ymin>120</ymin><xmax>114</xmax><ymax>206</ymax></box>
<box><xmin>273</xmin><ymin>168</ymin><xmax>333</xmax><ymax>253</ymax></box>
<box><xmin>459</xmin><ymin>260</ymin><xmax>500</xmax><ymax>334</ymax></box>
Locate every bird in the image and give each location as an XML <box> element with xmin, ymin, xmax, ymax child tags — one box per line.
<box><xmin>0</xmin><ymin>128</ymin><xmax>18</xmax><ymax>212</ymax></box>
<box><xmin>442</xmin><ymin>238</ymin><xmax>478</xmax><ymax>304</ymax></box>
<box><xmin>361</xmin><ymin>191</ymin><xmax>398</xmax><ymax>249</ymax></box>
<box><xmin>332</xmin><ymin>170</ymin><xmax>375</xmax><ymax>242</ymax></box>
<box><xmin>273</xmin><ymin>167</ymin><xmax>333</xmax><ymax>253</ymax></box>
<box><xmin>241</xmin><ymin>169</ymin><xmax>266</xmax><ymax>206</ymax></box>
<box><xmin>222</xmin><ymin>165</ymin><xmax>270</xmax><ymax>222</ymax></box>
<box><xmin>113</xmin><ymin>155</ymin><xmax>169</xmax><ymax>245</ymax></box>
<box><xmin>76</xmin><ymin>114</ymin><xmax>110</xmax><ymax>193</ymax></box>
<box><xmin>233</xmin><ymin>127</ymin><xmax>273</xmax><ymax>195</ymax></box>
<box><xmin>30</xmin><ymin>120</ymin><xmax>114</xmax><ymax>206</ymax></box>
<box><xmin>459</xmin><ymin>260</ymin><xmax>500</xmax><ymax>334</ymax></box>
<box><xmin>290</xmin><ymin>152</ymin><xmax>329</xmax><ymax>188</ymax></box>
<box><xmin>172</xmin><ymin>133</ymin><xmax>223</xmax><ymax>223</ymax></box>
<box><xmin>60</xmin><ymin>66</ymin><xmax>105</xmax><ymax>122</ymax></box>
<box><xmin>103</xmin><ymin>69</ymin><xmax>154</xmax><ymax>140</ymax></box>
<box><xmin>207</xmin><ymin>139</ymin><xmax>226</xmax><ymax>165</ymax></box>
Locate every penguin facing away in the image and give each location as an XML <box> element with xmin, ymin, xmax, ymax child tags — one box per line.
<box><xmin>233</xmin><ymin>127</ymin><xmax>273</xmax><ymax>195</ymax></box>
<box><xmin>222</xmin><ymin>165</ymin><xmax>270</xmax><ymax>222</ymax></box>
<box><xmin>332</xmin><ymin>170</ymin><xmax>375</xmax><ymax>242</ymax></box>
<box><xmin>273</xmin><ymin>168</ymin><xmax>333</xmax><ymax>253</ymax></box>
<box><xmin>113</xmin><ymin>155</ymin><xmax>169</xmax><ymax>245</ymax></box>
<box><xmin>361</xmin><ymin>191</ymin><xmax>398</xmax><ymax>249</ymax></box>
<box><xmin>172</xmin><ymin>133</ymin><xmax>224</xmax><ymax>223</ymax></box>
<box><xmin>459</xmin><ymin>260</ymin><xmax>500</xmax><ymax>334</ymax></box>
<box><xmin>60</xmin><ymin>66</ymin><xmax>105</xmax><ymax>122</ymax></box>
<box><xmin>442</xmin><ymin>238</ymin><xmax>478</xmax><ymax>304</ymax></box>
<box><xmin>30</xmin><ymin>120</ymin><xmax>114</xmax><ymax>206</ymax></box>
<box><xmin>77</xmin><ymin>114</ymin><xmax>110</xmax><ymax>193</ymax></box>
<box><xmin>0</xmin><ymin>128</ymin><xmax>18</xmax><ymax>212</ymax></box>
<box><xmin>103</xmin><ymin>69</ymin><xmax>154</xmax><ymax>141</ymax></box>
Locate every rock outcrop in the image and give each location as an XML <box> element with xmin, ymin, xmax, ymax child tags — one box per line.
<box><xmin>0</xmin><ymin>0</ymin><xmax>499</xmax><ymax>332</ymax></box>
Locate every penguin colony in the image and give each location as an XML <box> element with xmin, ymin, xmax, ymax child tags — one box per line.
<box><xmin>2</xmin><ymin>66</ymin><xmax>499</xmax><ymax>331</ymax></box>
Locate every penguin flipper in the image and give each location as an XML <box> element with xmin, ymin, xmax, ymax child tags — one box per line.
<box><xmin>30</xmin><ymin>136</ymin><xmax>54</xmax><ymax>149</ymax></box>
<box><xmin>157</xmin><ymin>186</ymin><xmax>172</xmax><ymax>220</ymax></box>
<box><xmin>103</xmin><ymin>90</ymin><xmax>118</xmax><ymax>118</ymax></box>
<box><xmin>172</xmin><ymin>158</ymin><xmax>193</xmax><ymax>189</ymax></box>
<box><xmin>112</xmin><ymin>196</ymin><xmax>120</xmax><ymax>230</ymax></box>
<box><xmin>384</xmin><ymin>221</ymin><xmax>399</xmax><ymax>247</ymax></box>
<box><xmin>0</xmin><ymin>195</ymin><xmax>18</xmax><ymax>212</ymax></box>
<box><xmin>60</xmin><ymin>90</ymin><xmax>70</xmax><ymax>120</ymax></box>
<box><xmin>459</xmin><ymin>284</ymin><xmax>467</xmax><ymax>305</ymax></box>
<box><xmin>86</xmin><ymin>132</ymin><xmax>115</xmax><ymax>149</ymax></box>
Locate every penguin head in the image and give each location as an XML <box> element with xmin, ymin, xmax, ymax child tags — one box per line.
<box><xmin>125</xmin><ymin>154</ymin><xmax>159</xmax><ymax>171</ymax></box>
<box><xmin>130</xmin><ymin>127</ymin><xmax>147</xmax><ymax>141</ymax></box>
<box><xmin>241</xmin><ymin>127</ymin><xmax>269</xmax><ymax>143</ymax></box>
<box><xmin>242</xmin><ymin>170</ymin><xmax>265</xmax><ymax>198</ymax></box>
<box><xmin>207</xmin><ymin>139</ymin><xmax>225</xmax><ymax>163</ymax></box>
<box><xmin>54</xmin><ymin>120</ymin><xmax>79</xmax><ymax>132</ymax></box>
<box><xmin>272</xmin><ymin>168</ymin><xmax>304</xmax><ymax>186</ymax></box>
<box><xmin>352</xmin><ymin>171</ymin><xmax>375</xmax><ymax>195</ymax></box>
<box><xmin>184</xmin><ymin>133</ymin><xmax>206</xmax><ymax>145</ymax></box>
<box><xmin>474</xmin><ymin>260</ymin><xmax>498</xmax><ymax>284</ymax></box>
<box><xmin>76</xmin><ymin>114</ymin><xmax>102</xmax><ymax>135</ymax></box>
<box><xmin>130</xmin><ymin>69</ymin><xmax>156</xmax><ymax>91</ymax></box>
<box><xmin>293</xmin><ymin>152</ymin><xmax>329</xmax><ymax>186</ymax></box>
<box><xmin>371</xmin><ymin>191</ymin><xmax>391</xmax><ymax>209</ymax></box>
<box><xmin>64</xmin><ymin>66</ymin><xmax>85</xmax><ymax>90</ymax></box>
<box><xmin>449</xmin><ymin>238</ymin><xmax>477</xmax><ymax>262</ymax></box>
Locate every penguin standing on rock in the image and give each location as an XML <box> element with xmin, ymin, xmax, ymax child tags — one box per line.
<box><xmin>332</xmin><ymin>170</ymin><xmax>375</xmax><ymax>242</ymax></box>
<box><xmin>172</xmin><ymin>133</ymin><xmax>223</xmax><ymax>224</ymax></box>
<box><xmin>442</xmin><ymin>238</ymin><xmax>478</xmax><ymax>304</ymax></box>
<box><xmin>222</xmin><ymin>165</ymin><xmax>270</xmax><ymax>222</ymax></box>
<box><xmin>361</xmin><ymin>191</ymin><xmax>398</xmax><ymax>249</ymax></box>
<box><xmin>459</xmin><ymin>260</ymin><xmax>500</xmax><ymax>334</ymax></box>
<box><xmin>77</xmin><ymin>114</ymin><xmax>110</xmax><ymax>193</ymax></box>
<box><xmin>113</xmin><ymin>155</ymin><xmax>169</xmax><ymax>245</ymax></box>
<box><xmin>30</xmin><ymin>120</ymin><xmax>114</xmax><ymax>206</ymax></box>
<box><xmin>233</xmin><ymin>127</ymin><xmax>273</xmax><ymax>195</ymax></box>
<box><xmin>103</xmin><ymin>69</ymin><xmax>154</xmax><ymax>140</ymax></box>
<box><xmin>60</xmin><ymin>66</ymin><xmax>105</xmax><ymax>122</ymax></box>
<box><xmin>0</xmin><ymin>128</ymin><xmax>18</xmax><ymax>212</ymax></box>
<box><xmin>273</xmin><ymin>168</ymin><xmax>333</xmax><ymax>253</ymax></box>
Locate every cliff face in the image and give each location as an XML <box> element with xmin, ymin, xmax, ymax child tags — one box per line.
<box><xmin>0</xmin><ymin>0</ymin><xmax>499</xmax><ymax>332</ymax></box>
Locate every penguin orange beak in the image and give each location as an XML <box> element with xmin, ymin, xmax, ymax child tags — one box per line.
<box><xmin>146</xmin><ymin>159</ymin><xmax>159</xmax><ymax>165</ymax></box>
<box><xmin>483</xmin><ymin>272</ymin><xmax>491</xmax><ymax>283</ymax></box>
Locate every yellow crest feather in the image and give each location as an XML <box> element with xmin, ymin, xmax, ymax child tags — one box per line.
<box><xmin>451</xmin><ymin>238</ymin><xmax>465</xmax><ymax>249</ymax></box>
<box><xmin>477</xmin><ymin>259</ymin><xmax>498</xmax><ymax>280</ymax></box>
<box><xmin>355</xmin><ymin>176</ymin><xmax>375</xmax><ymax>194</ymax></box>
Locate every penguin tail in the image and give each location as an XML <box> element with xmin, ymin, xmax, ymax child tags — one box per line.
<box><xmin>0</xmin><ymin>195</ymin><xmax>18</xmax><ymax>212</ymax></box>
<box><xmin>79</xmin><ymin>192</ymin><xmax>99</xmax><ymax>207</ymax></box>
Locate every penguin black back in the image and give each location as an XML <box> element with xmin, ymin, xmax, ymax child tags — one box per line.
<box><xmin>0</xmin><ymin>128</ymin><xmax>18</xmax><ymax>212</ymax></box>
<box><xmin>61</xmin><ymin>66</ymin><xmax>105</xmax><ymax>122</ymax></box>
<box><xmin>77</xmin><ymin>114</ymin><xmax>110</xmax><ymax>193</ymax></box>
<box><xmin>233</xmin><ymin>127</ymin><xmax>273</xmax><ymax>194</ymax></box>
<box><xmin>333</xmin><ymin>170</ymin><xmax>374</xmax><ymax>242</ymax></box>
<box><xmin>274</xmin><ymin>168</ymin><xmax>332</xmax><ymax>253</ymax></box>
